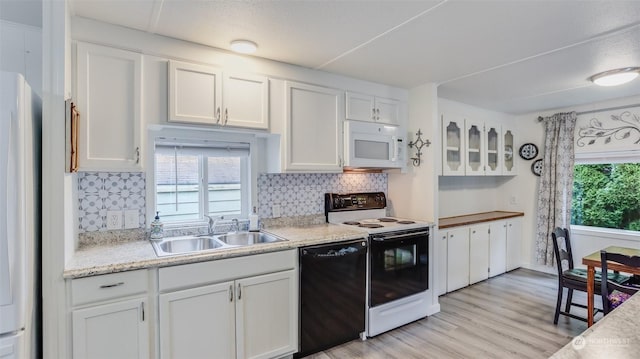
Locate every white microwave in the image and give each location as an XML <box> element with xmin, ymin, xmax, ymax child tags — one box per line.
<box><xmin>344</xmin><ymin>120</ymin><xmax>405</xmax><ymax>169</ymax></box>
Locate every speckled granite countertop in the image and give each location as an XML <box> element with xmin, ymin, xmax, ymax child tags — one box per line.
<box><xmin>550</xmin><ymin>292</ymin><xmax>640</xmax><ymax>359</ymax></box>
<box><xmin>64</xmin><ymin>224</ymin><xmax>369</xmax><ymax>279</ymax></box>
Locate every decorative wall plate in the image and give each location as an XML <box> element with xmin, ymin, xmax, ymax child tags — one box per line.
<box><xmin>519</xmin><ymin>143</ymin><xmax>538</xmax><ymax>160</ymax></box>
<box><xmin>531</xmin><ymin>159</ymin><xmax>543</xmax><ymax>176</ymax></box>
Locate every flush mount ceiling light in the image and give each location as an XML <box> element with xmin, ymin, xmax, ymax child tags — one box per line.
<box><xmin>230</xmin><ymin>40</ymin><xmax>257</xmax><ymax>54</ymax></box>
<box><xmin>589</xmin><ymin>67</ymin><xmax>640</xmax><ymax>86</ymax></box>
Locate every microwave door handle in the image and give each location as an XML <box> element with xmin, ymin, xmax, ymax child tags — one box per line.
<box><xmin>391</xmin><ymin>136</ymin><xmax>398</xmax><ymax>161</ymax></box>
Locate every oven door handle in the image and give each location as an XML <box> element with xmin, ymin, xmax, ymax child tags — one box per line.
<box><xmin>372</xmin><ymin>231</ymin><xmax>429</xmax><ymax>241</ymax></box>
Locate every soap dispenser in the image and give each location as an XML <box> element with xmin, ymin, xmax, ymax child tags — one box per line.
<box><xmin>249</xmin><ymin>206</ymin><xmax>259</xmax><ymax>232</ymax></box>
<box><xmin>150</xmin><ymin>211</ymin><xmax>164</xmax><ymax>240</ymax></box>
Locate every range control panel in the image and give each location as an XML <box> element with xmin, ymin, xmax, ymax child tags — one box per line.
<box><xmin>325</xmin><ymin>192</ymin><xmax>387</xmax><ymax>212</ymax></box>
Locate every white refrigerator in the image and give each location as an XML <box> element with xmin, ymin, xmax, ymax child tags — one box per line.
<box><xmin>0</xmin><ymin>72</ymin><xmax>40</xmax><ymax>359</ymax></box>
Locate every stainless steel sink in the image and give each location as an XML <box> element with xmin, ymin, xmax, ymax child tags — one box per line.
<box><xmin>152</xmin><ymin>235</ymin><xmax>230</xmax><ymax>257</ymax></box>
<box><xmin>151</xmin><ymin>232</ymin><xmax>287</xmax><ymax>257</ymax></box>
<box><xmin>216</xmin><ymin>232</ymin><xmax>286</xmax><ymax>246</ymax></box>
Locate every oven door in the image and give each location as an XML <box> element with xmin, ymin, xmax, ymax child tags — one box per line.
<box><xmin>369</xmin><ymin>229</ymin><xmax>429</xmax><ymax>307</ymax></box>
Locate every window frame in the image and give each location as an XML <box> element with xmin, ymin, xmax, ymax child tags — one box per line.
<box><xmin>572</xmin><ymin>149</ymin><xmax>640</xmax><ymax>242</ymax></box>
<box><xmin>146</xmin><ymin>127</ymin><xmax>258</xmax><ymax>229</ymax></box>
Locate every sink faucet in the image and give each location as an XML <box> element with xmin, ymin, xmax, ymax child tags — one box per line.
<box><xmin>204</xmin><ymin>215</ymin><xmax>223</xmax><ymax>235</ymax></box>
<box><xmin>230</xmin><ymin>218</ymin><xmax>240</xmax><ymax>233</ymax></box>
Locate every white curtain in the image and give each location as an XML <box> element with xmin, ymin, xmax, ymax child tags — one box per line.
<box><xmin>535</xmin><ymin>112</ymin><xmax>578</xmax><ymax>266</ymax></box>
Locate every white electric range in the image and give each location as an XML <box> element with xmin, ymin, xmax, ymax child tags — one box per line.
<box><xmin>325</xmin><ymin>192</ymin><xmax>432</xmax><ymax>337</ymax></box>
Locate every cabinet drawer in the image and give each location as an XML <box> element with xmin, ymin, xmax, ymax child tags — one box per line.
<box><xmin>159</xmin><ymin>250</ymin><xmax>297</xmax><ymax>292</ymax></box>
<box><xmin>71</xmin><ymin>270</ymin><xmax>148</xmax><ymax>306</ymax></box>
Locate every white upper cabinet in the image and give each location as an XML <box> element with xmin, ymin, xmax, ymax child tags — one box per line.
<box><xmin>441</xmin><ymin>113</ymin><xmax>517</xmax><ymax>176</ymax></box>
<box><xmin>76</xmin><ymin>42</ymin><xmax>143</xmax><ymax>171</ymax></box>
<box><xmin>441</xmin><ymin>114</ymin><xmax>465</xmax><ymax>176</ymax></box>
<box><xmin>284</xmin><ymin>81</ymin><xmax>344</xmax><ymax>172</ymax></box>
<box><xmin>502</xmin><ymin>127</ymin><xmax>517</xmax><ymax>175</ymax></box>
<box><xmin>168</xmin><ymin>60</ymin><xmax>269</xmax><ymax>129</ymax></box>
<box><xmin>346</xmin><ymin>92</ymin><xmax>400</xmax><ymax>124</ymax></box>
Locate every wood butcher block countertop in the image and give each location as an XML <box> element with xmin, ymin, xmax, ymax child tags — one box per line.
<box><xmin>438</xmin><ymin>211</ymin><xmax>524</xmax><ymax>229</ymax></box>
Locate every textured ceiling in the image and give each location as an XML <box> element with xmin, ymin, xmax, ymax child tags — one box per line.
<box><xmin>70</xmin><ymin>0</ymin><xmax>640</xmax><ymax>114</ymax></box>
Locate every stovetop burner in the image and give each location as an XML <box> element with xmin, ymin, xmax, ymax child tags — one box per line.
<box><xmin>359</xmin><ymin>223</ymin><xmax>384</xmax><ymax>228</ymax></box>
<box><xmin>343</xmin><ymin>221</ymin><xmax>361</xmax><ymax>226</ymax></box>
<box><xmin>398</xmin><ymin>220</ymin><xmax>415</xmax><ymax>224</ymax></box>
<box><xmin>378</xmin><ymin>218</ymin><xmax>398</xmax><ymax>222</ymax></box>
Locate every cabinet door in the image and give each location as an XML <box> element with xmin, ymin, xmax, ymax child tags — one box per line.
<box><xmin>469</xmin><ymin>225</ymin><xmax>490</xmax><ymax>284</ymax></box>
<box><xmin>489</xmin><ymin>221</ymin><xmax>507</xmax><ymax>277</ymax></box>
<box><xmin>485</xmin><ymin>123</ymin><xmax>502</xmax><ymax>175</ymax></box>
<box><xmin>284</xmin><ymin>81</ymin><xmax>344</xmax><ymax>172</ymax></box>
<box><xmin>345</xmin><ymin>92</ymin><xmax>375</xmax><ymax>122</ymax></box>
<box><xmin>159</xmin><ymin>282</ymin><xmax>236</xmax><ymax>359</ymax></box>
<box><xmin>465</xmin><ymin>120</ymin><xmax>485</xmax><ymax>175</ymax></box>
<box><xmin>72</xmin><ymin>298</ymin><xmax>149</xmax><ymax>359</ymax></box>
<box><xmin>223</xmin><ymin>72</ymin><xmax>269</xmax><ymax>129</ymax></box>
<box><xmin>76</xmin><ymin>42</ymin><xmax>142</xmax><ymax>171</ymax></box>
<box><xmin>506</xmin><ymin>217</ymin><xmax>523</xmax><ymax>271</ymax></box>
<box><xmin>375</xmin><ymin>97</ymin><xmax>400</xmax><ymax>124</ymax></box>
<box><xmin>446</xmin><ymin>227</ymin><xmax>470</xmax><ymax>292</ymax></box>
<box><xmin>437</xmin><ymin>230</ymin><xmax>448</xmax><ymax>296</ymax></box>
<box><xmin>502</xmin><ymin>127</ymin><xmax>517</xmax><ymax>175</ymax></box>
<box><xmin>236</xmin><ymin>270</ymin><xmax>298</xmax><ymax>359</ymax></box>
<box><xmin>168</xmin><ymin>60</ymin><xmax>222</xmax><ymax>125</ymax></box>
<box><xmin>441</xmin><ymin>115</ymin><xmax>465</xmax><ymax>176</ymax></box>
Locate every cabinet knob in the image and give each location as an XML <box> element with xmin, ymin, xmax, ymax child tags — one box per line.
<box><xmin>215</xmin><ymin>107</ymin><xmax>221</xmax><ymax>124</ymax></box>
<box><xmin>224</xmin><ymin>108</ymin><xmax>229</xmax><ymax>125</ymax></box>
<box><xmin>135</xmin><ymin>147</ymin><xmax>140</xmax><ymax>164</ymax></box>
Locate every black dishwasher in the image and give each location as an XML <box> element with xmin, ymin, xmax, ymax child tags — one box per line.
<box><xmin>296</xmin><ymin>239</ymin><xmax>368</xmax><ymax>358</ymax></box>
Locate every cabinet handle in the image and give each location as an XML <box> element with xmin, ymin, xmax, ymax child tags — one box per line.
<box><xmin>509</xmin><ymin>224</ymin><xmax>512</xmax><ymax>227</ymax></box>
<box><xmin>216</xmin><ymin>107</ymin><xmax>221</xmax><ymax>124</ymax></box>
<box><xmin>376</xmin><ymin>108</ymin><xmax>380</xmax><ymax>121</ymax></box>
<box><xmin>472</xmin><ymin>230</ymin><xmax>476</xmax><ymax>234</ymax></box>
<box><xmin>140</xmin><ymin>302</ymin><xmax>145</xmax><ymax>322</ymax></box>
<box><xmin>229</xmin><ymin>284</ymin><xmax>233</xmax><ymax>302</ymax></box>
<box><xmin>224</xmin><ymin>108</ymin><xmax>229</xmax><ymax>125</ymax></box>
<box><xmin>135</xmin><ymin>147</ymin><xmax>140</xmax><ymax>164</ymax></box>
<box><xmin>372</xmin><ymin>108</ymin><xmax>376</xmax><ymax>121</ymax></box>
<box><xmin>99</xmin><ymin>282</ymin><xmax>124</xmax><ymax>289</ymax></box>
<box><xmin>237</xmin><ymin>283</ymin><xmax>242</xmax><ymax>300</ymax></box>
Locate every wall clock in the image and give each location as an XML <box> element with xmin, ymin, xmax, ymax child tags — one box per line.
<box><xmin>519</xmin><ymin>143</ymin><xmax>538</xmax><ymax>160</ymax></box>
<box><xmin>531</xmin><ymin>159</ymin><xmax>543</xmax><ymax>176</ymax></box>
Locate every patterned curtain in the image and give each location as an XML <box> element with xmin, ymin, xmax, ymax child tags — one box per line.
<box><xmin>536</xmin><ymin>112</ymin><xmax>578</xmax><ymax>266</ymax></box>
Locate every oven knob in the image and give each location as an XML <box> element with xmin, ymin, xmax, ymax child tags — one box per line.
<box><xmin>333</xmin><ymin>197</ymin><xmax>340</xmax><ymax>208</ymax></box>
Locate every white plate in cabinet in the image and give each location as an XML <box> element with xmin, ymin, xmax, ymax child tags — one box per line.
<box><xmin>346</xmin><ymin>92</ymin><xmax>400</xmax><ymax>124</ymax></box>
<box><xmin>76</xmin><ymin>42</ymin><xmax>143</xmax><ymax>171</ymax></box>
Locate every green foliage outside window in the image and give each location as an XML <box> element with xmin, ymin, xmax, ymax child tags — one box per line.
<box><xmin>572</xmin><ymin>163</ymin><xmax>640</xmax><ymax>231</ymax></box>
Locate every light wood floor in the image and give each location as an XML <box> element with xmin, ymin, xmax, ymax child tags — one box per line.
<box><xmin>305</xmin><ymin>268</ymin><xmax>595</xmax><ymax>359</ymax></box>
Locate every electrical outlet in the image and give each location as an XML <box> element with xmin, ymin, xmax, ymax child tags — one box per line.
<box><xmin>106</xmin><ymin>210</ymin><xmax>123</xmax><ymax>230</ymax></box>
<box><xmin>124</xmin><ymin>210</ymin><xmax>139</xmax><ymax>229</ymax></box>
<box><xmin>272</xmin><ymin>204</ymin><xmax>281</xmax><ymax>218</ymax></box>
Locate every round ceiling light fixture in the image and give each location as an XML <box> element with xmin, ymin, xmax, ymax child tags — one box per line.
<box><xmin>589</xmin><ymin>67</ymin><xmax>640</xmax><ymax>87</ymax></box>
<box><xmin>230</xmin><ymin>40</ymin><xmax>258</xmax><ymax>54</ymax></box>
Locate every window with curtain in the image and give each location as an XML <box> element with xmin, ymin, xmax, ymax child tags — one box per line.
<box><xmin>572</xmin><ymin>162</ymin><xmax>640</xmax><ymax>232</ymax></box>
<box><xmin>154</xmin><ymin>140</ymin><xmax>250</xmax><ymax>223</ymax></box>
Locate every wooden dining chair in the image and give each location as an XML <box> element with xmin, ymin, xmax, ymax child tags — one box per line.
<box><xmin>551</xmin><ymin>227</ymin><xmax>628</xmax><ymax>324</ymax></box>
<box><xmin>600</xmin><ymin>250</ymin><xmax>640</xmax><ymax>315</ymax></box>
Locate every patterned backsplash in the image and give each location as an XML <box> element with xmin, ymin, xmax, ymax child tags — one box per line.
<box><xmin>78</xmin><ymin>172</ymin><xmax>146</xmax><ymax>232</ymax></box>
<box><xmin>256</xmin><ymin>173</ymin><xmax>387</xmax><ymax>218</ymax></box>
<box><xmin>77</xmin><ymin>172</ymin><xmax>387</xmax><ymax>232</ymax></box>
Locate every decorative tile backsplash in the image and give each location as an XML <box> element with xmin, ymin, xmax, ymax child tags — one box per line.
<box><xmin>257</xmin><ymin>173</ymin><xmax>387</xmax><ymax>218</ymax></box>
<box><xmin>78</xmin><ymin>172</ymin><xmax>146</xmax><ymax>232</ymax></box>
<box><xmin>77</xmin><ymin>172</ymin><xmax>387</xmax><ymax>232</ymax></box>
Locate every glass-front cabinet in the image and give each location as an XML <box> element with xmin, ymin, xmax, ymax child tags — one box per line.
<box><xmin>485</xmin><ymin>123</ymin><xmax>501</xmax><ymax>175</ymax></box>
<box><xmin>441</xmin><ymin>114</ymin><xmax>517</xmax><ymax>176</ymax></box>
<box><xmin>465</xmin><ymin>121</ymin><xmax>484</xmax><ymax>175</ymax></box>
<box><xmin>442</xmin><ymin>115</ymin><xmax>465</xmax><ymax>175</ymax></box>
<box><xmin>502</xmin><ymin>128</ymin><xmax>517</xmax><ymax>175</ymax></box>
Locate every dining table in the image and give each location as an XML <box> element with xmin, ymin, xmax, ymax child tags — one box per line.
<box><xmin>582</xmin><ymin>245</ymin><xmax>640</xmax><ymax>327</ymax></box>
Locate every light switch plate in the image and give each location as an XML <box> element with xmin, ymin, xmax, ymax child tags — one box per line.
<box><xmin>272</xmin><ymin>205</ymin><xmax>281</xmax><ymax>218</ymax></box>
<box><xmin>106</xmin><ymin>210</ymin><xmax>123</xmax><ymax>230</ymax></box>
<box><xmin>124</xmin><ymin>210</ymin><xmax>139</xmax><ymax>229</ymax></box>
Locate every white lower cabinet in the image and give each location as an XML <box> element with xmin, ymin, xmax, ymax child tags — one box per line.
<box><xmin>69</xmin><ymin>270</ymin><xmax>151</xmax><ymax>359</ymax></box>
<box><xmin>489</xmin><ymin>221</ymin><xmax>507</xmax><ymax>277</ymax></box>
<box><xmin>469</xmin><ymin>224</ymin><xmax>490</xmax><ymax>284</ymax></box>
<box><xmin>506</xmin><ymin>217</ymin><xmax>523</xmax><ymax>271</ymax></box>
<box><xmin>72</xmin><ymin>298</ymin><xmax>150</xmax><ymax>359</ymax></box>
<box><xmin>158</xmin><ymin>250</ymin><xmax>298</xmax><ymax>359</ymax></box>
<box><xmin>445</xmin><ymin>227</ymin><xmax>470</xmax><ymax>292</ymax></box>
